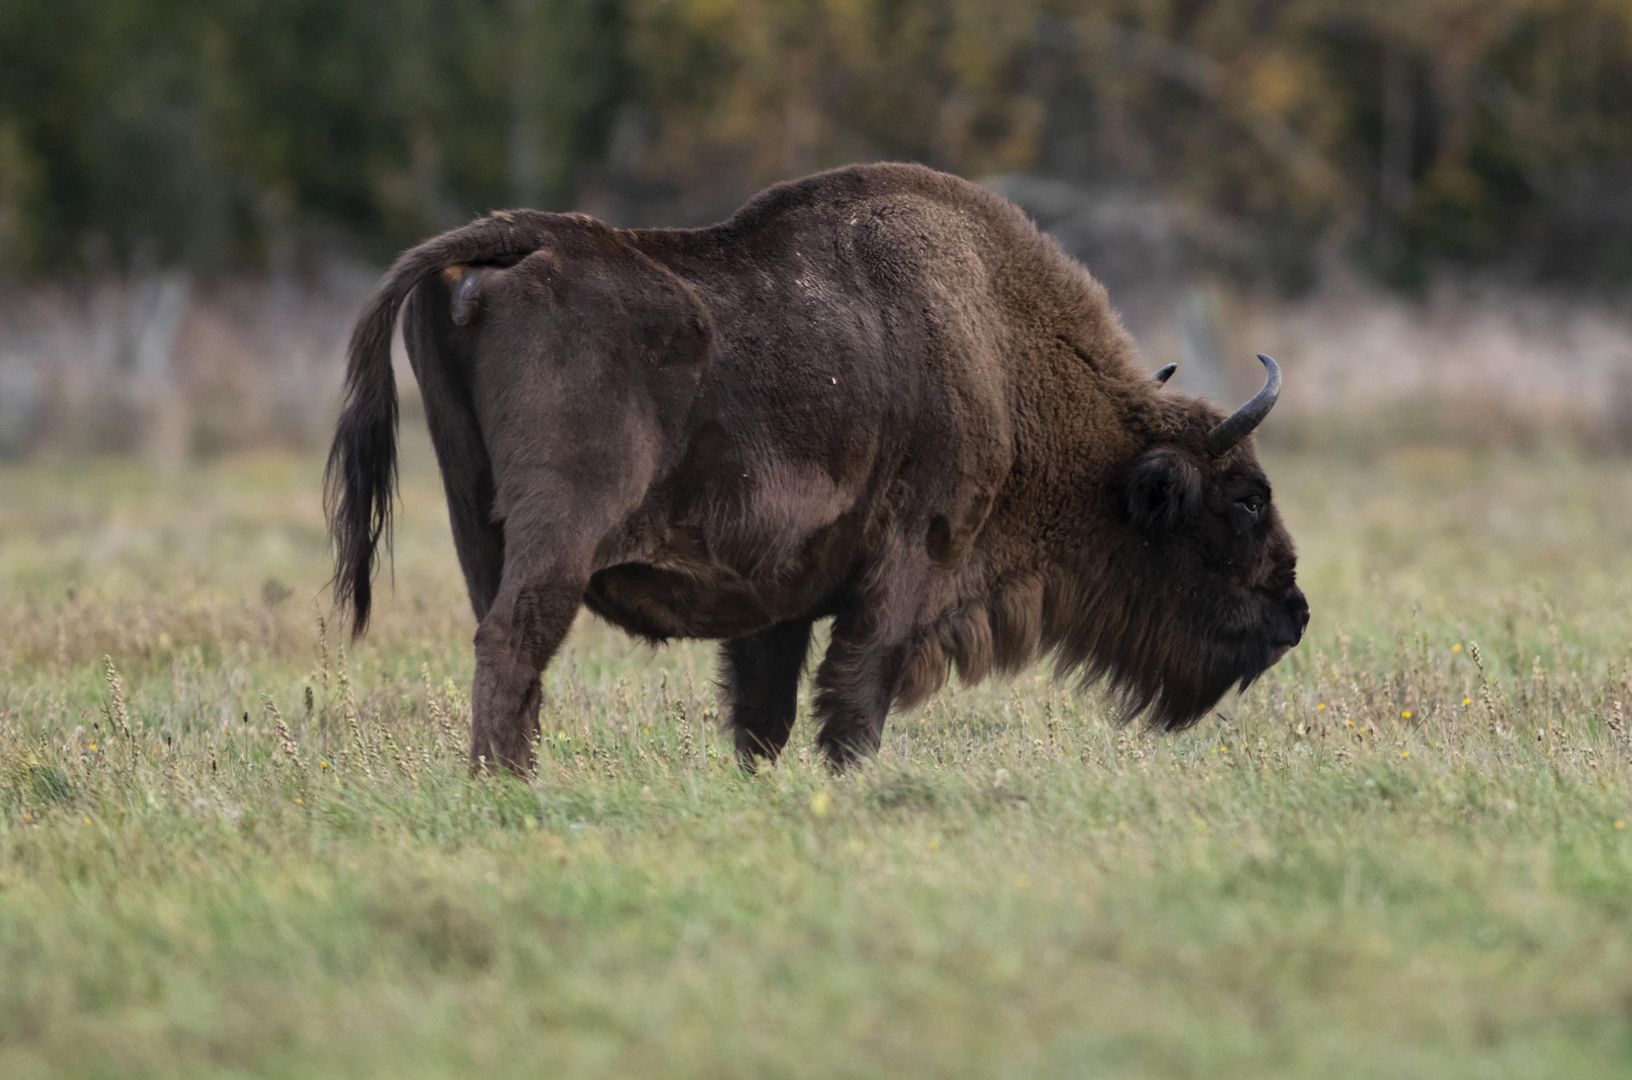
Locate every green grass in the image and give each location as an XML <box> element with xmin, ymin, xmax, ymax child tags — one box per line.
<box><xmin>4</xmin><ymin>443</ymin><xmax>1632</xmax><ymax>1078</ymax></box>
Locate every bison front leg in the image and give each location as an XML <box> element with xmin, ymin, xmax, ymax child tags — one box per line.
<box><xmin>813</xmin><ymin>612</ymin><xmax>904</xmax><ymax>771</ymax></box>
<box><xmin>470</xmin><ymin>576</ymin><xmax>583</xmax><ymax>775</ymax></box>
<box><xmin>720</xmin><ymin>618</ymin><xmax>813</xmax><ymax>770</ymax></box>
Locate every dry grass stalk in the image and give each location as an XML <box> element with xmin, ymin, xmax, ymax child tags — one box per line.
<box><xmin>1604</xmin><ymin>696</ymin><xmax>1631</xmax><ymax>762</ymax></box>
<box><xmin>1469</xmin><ymin>641</ymin><xmax>1502</xmax><ymax>743</ymax></box>
<box><xmin>336</xmin><ymin>642</ymin><xmax>376</xmax><ymax>781</ymax></box>
<box><xmin>101</xmin><ymin>655</ymin><xmax>134</xmax><ymax>744</ymax></box>
<box><xmin>316</xmin><ymin>614</ymin><xmax>332</xmax><ymax>705</ymax></box>
<box><xmin>265</xmin><ymin>696</ymin><xmax>303</xmax><ymax>771</ymax></box>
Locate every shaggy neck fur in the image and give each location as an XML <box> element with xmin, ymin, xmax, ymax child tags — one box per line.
<box><xmin>890</xmin><ymin>384</ymin><xmax>1248</xmax><ymax>731</ymax></box>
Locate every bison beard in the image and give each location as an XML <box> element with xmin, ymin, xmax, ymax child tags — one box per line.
<box><xmin>325</xmin><ymin>163</ymin><xmax>1307</xmax><ymax>774</ymax></box>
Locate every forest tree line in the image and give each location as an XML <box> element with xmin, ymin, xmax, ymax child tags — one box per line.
<box><xmin>3</xmin><ymin>0</ymin><xmax>1631</xmax><ymax>288</ymax></box>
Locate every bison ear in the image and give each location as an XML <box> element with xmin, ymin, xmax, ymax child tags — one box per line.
<box><xmin>1123</xmin><ymin>450</ymin><xmax>1201</xmax><ymax>533</ymax></box>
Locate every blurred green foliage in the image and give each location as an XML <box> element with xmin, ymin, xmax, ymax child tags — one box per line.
<box><xmin>2</xmin><ymin>0</ymin><xmax>1631</xmax><ymax>284</ymax></box>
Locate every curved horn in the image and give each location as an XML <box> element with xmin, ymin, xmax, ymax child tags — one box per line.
<box><xmin>1152</xmin><ymin>363</ymin><xmax>1177</xmax><ymax>385</ymax></box>
<box><xmin>1206</xmin><ymin>353</ymin><xmax>1281</xmax><ymax>456</ymax></box>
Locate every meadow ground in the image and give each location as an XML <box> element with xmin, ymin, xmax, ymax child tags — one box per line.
<box><xmin>3</xmin><ymin>442</ymin><xmax>1632</xmax><ymax>1078</ymax></box>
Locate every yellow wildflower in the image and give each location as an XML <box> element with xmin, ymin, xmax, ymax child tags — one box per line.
<box><xmin>1451</xmin><ymin>643</ymin><xmax>1463</xmax><ymax>654</ymax></box>
<box><xmin>1617</xmin><ymin>820</ymin><xmax>1627</xmax><ymax>831</ymax></box>
<box><xmin>1400</xmin><ymin>751</ymin><xmax>1410</xmax><ymax>759</ymax></box>
<box><xmin>1463</xmin><ymin>697</ymin><xmax>1472</xmax><ymax>706</ymax></box>
<box><xmin>1316</xmin><ymin>702</ymin><xmax>1326</xmax><ymax>711</ymax></box>
<box><xmin>319</xmin><ymin>760</ymin><xmax>330</xmax><ymax>770</ymax></box>
<box><xmin>810</xmin><ymin>791</ymin><xmax>831</xmax><ymax>817</ymax></box>
<box><xmin>1401</xmin><ymin>710</ymin><xmax>1413</xmax><ymax>720</ymax></box>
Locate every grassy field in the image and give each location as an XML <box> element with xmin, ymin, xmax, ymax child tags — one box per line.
<box><xmin>4</xmin><ymin>442</ymin><xmax>1632</xmax><ymax>1078</ymax></box>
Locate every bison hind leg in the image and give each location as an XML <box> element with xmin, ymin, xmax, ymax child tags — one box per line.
<box><xmin>471</xmin><ymin>578</ymin><xmax>582</xmax><ymax>775</ymax></box>
<box><xmin>719</xmin><ymin>619</ymin><xmax>814</xmax><ymax>771</ymax></box>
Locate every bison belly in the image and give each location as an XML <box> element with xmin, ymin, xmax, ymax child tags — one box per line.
<box><xmin>584</xmin><ymin>506</ymin><xmax>867</xmax><ymax>642</ymax></box>
<box><xmin>583</xmin><ymin>563</ymin><xmax>787</xmax><ymax>641</ymax></box>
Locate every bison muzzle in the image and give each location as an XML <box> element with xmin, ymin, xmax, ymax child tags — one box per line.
<box><xmin>325</xmin><ymin>163</ymin><xmax>1308</xmax><ymax>774</ymax></box>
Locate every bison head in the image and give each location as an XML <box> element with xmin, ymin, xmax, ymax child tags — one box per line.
<box><xmin>1100</xmin><ymin>353</ymin><xmax>1309</xmax><ymax>730</ymax></box>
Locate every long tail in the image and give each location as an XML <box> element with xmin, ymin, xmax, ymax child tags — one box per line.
<box><xmin>323</xmin><ymin>210</ymin><xmax>558</xmax><ymax>638</ymax></box>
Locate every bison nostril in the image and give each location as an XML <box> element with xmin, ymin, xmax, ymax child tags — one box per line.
<box><xmin>1265</xmin><ymin>588</ymin><xmax>1309</xmax><ymax>648</ymax></box>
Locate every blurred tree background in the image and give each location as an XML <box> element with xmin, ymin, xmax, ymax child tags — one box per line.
<box><xmin>5</xmin><ymin>0</ymin><xmax>1632</xmax><ymax>287</ymax></box>
<box><xmin>4</xmin><ymin>0</ymin><xmax>1632</xmax><ymax>461</ymax></box>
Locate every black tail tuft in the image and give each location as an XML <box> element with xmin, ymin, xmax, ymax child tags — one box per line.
<box><xmin>324</xmin><ymin>291</ymin><xmax>402</xmax><ymax>638</ymax></box>
<box><xmin>323</xmin><ymin>209</ymin><xmax>561</xmax><ymax>638</ymax></box>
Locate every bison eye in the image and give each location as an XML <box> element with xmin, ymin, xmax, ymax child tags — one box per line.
<box><xmin>1237</xmin><ymin>495</ymin><xmax>1266</xmax><ymax>517</ymax></box>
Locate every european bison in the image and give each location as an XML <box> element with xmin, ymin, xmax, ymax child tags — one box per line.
<box><xmin>326</xmin><ymin>163</ymin><xmax>1308</xmax><ymax>773</ymax></box>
